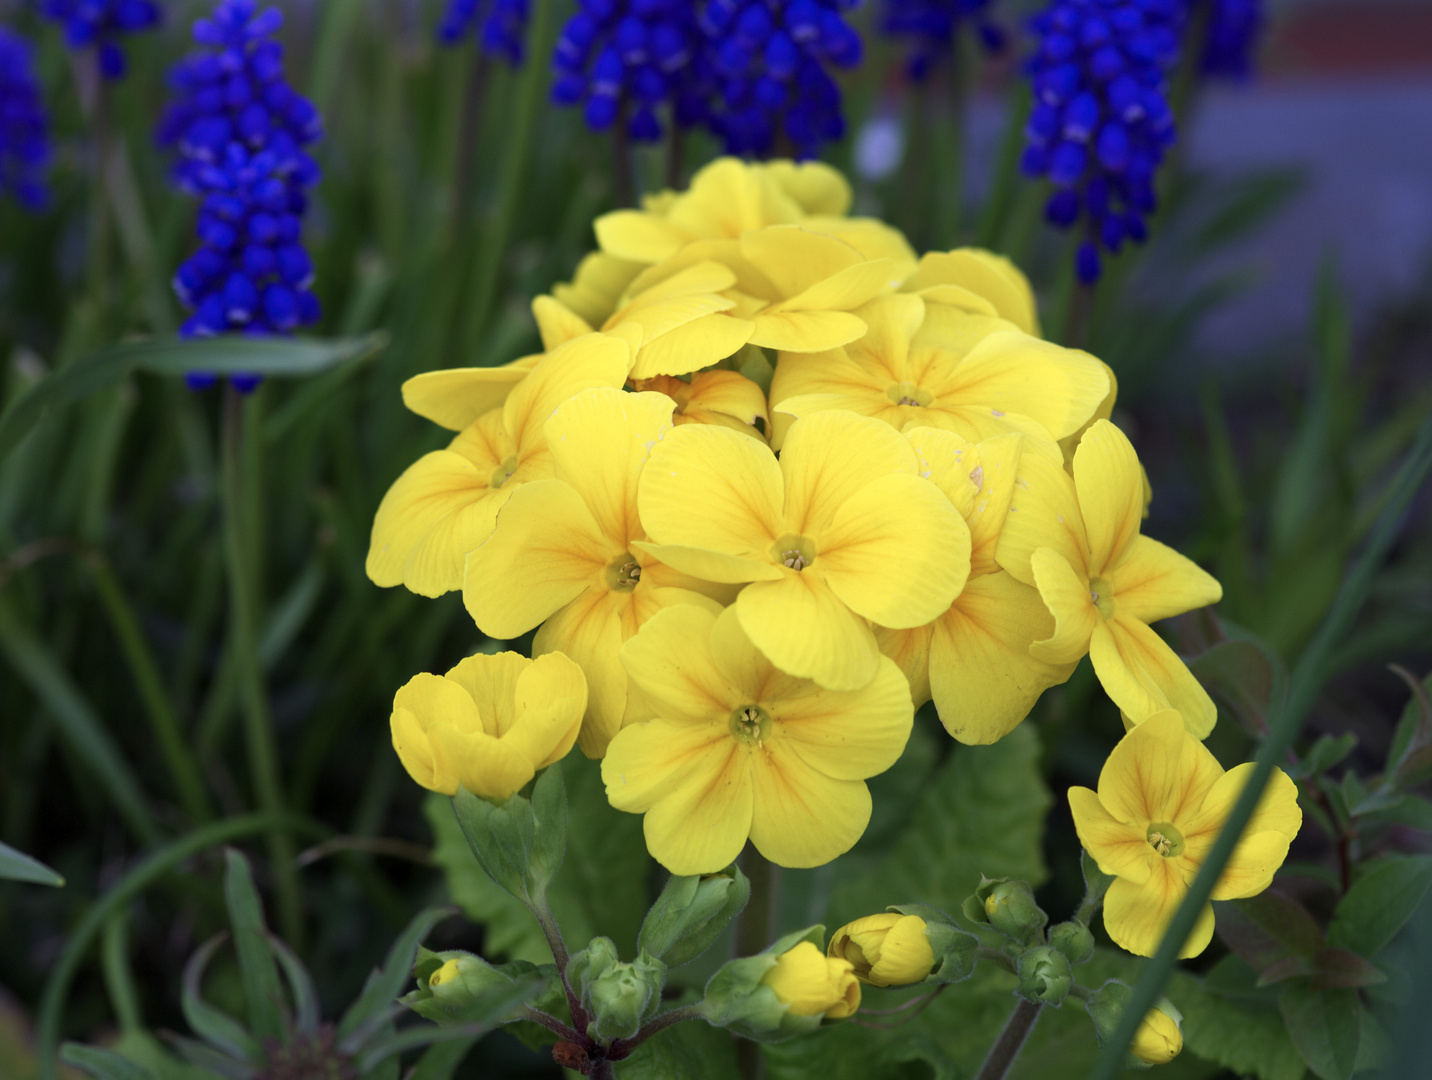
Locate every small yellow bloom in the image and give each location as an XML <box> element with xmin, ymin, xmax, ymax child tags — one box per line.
<box><xmin>462</xmin><ymin>388</ymin><xmax>723</xmax><ymax>756</ymax></box>
<box><xmin>631</xmin><ymin>371</ymin><xmax>769</xmax><ymax>440</ymax></box>
<box><xmin>828</xmin><ymin>914</ymin><xmax>935</xmax><ymax>987</ymax></box>
<box><xmin>602</xmin><ymin>604</ymin><xmax>912</xmax><ymax>874</ymax></box>
<box><xmin>996</xmin><ymin>419</ymin><xmax>1224</xmax><ymax>734</ymax></box>
<box><xmin>760</xmin><ymin>942</ymin><xmax>861</xmax><ymax>1020</ymax></box>
<box><xmin>1069</xmin><ymin>710</ymin><xmax>1302</xmax><ymax>958</ymax></box>
<box><xmin>901</xmin><ymin>248</ymin><xmax>1041</xmax><ymax>336</ymax></box>
<box><xmin>428</xmin><ymin>959</ymin><xmax>462</xmax><ymax>988</ymax></box>
<box><xmin>367</xmin><ymin>334</ymin><xmax>632</xmax><ymax>597</ymax></box>
<box><xmin>1132</xmin><ymin>1001</ymin><xmax>1184</xmax><ymax>1065</ymax></box>
<box><xmin>390</xmin><ymin>651</ymin><xmax>586</xmax><ymax>802</ymax></box>
<box><xmin>875</xmin><ymin>428</ymin><xmax>1075</xmax><ymax>743</ymax></box>
<box><xmin>637</xmin><ymin>409</ymin><xmax>971</xmax><ymax>691</ymax></box>
<box><xmin>769</xmin><ymin>295</ymin><xmax>1109</xmax><ymax>458</ymax></box>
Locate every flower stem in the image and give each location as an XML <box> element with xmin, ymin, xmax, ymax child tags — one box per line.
<box><xmin>608</xmin><ymin>1005</ymin><xmax>704</xmax><ymax>1060</ymax></box>
<box><xmin>734</xmin><ymin>849</ymin><xmax>777</xmax><ymax>1080</ymax></box>
<box><xmin>974</xmin><ymin>998</ymin><xmax>1043</xmax><ymax>1080</ymax></box>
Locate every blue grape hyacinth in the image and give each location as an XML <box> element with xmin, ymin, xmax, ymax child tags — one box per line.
<box><xmin>699</xmin><ymin>0</ymin><xmax>864</xmax><ymax>159</ymax></box>
<box><xmin>159</xmin><ymin>0</ymin><xmax>323</xmax><ymax>369</ymax></box>
<box><xmin>880</xmin><ymin>0</ymin><xmax>1006</xmax><ymax>83</ymax></box>
<box><xmin>40</xmin><ymin>0</ymin><xmax>161</xmax><ymax>81</ymax></box>
<box><xmin>438</xmin><ymin>0</ymin><xmax>531</xmax><ymax>64</ymax></box>
<box><xmin>1021</xmin><ymin>0</ymin><xmax>1183</xmax><ymax>284</ymax></box>
<box><xmin>0</xmin><ymin>29</ymin><xmax>51</xmax><ymax>210</ymax></box>
<box><xmin>1200</xmin><ymin>0</ymin><xmax>1262</xmax><ymax>80</ymax></box>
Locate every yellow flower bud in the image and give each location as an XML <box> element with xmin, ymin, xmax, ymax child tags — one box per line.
<box><xmin>828</xmin><ymin>914</ymin><xmax>935</xmax><ymax>987</ymax></box>
<box><xmin>428</xmin><ymin>959</ymin><xmax>463</xmax><ymax>988</ymax></box>
<box><xmin>1131</xmin><ymin>1002</ymin><xmax>1183</xmax><ymax>1066</ymax></box>
<box><xmin>390</xmin><ymin>651</ymin><xmax>587</xmax><ymax>802</ymax></box>
<box><xmin>760</xmin><ymin>942</ymin><xmax>861</xmax><ymax>1020</ymax></box>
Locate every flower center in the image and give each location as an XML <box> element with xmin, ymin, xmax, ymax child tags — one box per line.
<box><xmin>605</xmin><ymin>554</ymin><xmax>642</xmax><ymax>591</ymax></box>
<box><xmin>728</xmin><ymin>704</ymin><xmax>772</xmax><ymax>747</ymax></box>
<box><xmin>885</xmin><ymin>381</ymin><xmax>934</xmax><ymax>408</ymax></box>
<box><xmin>488</xmin><ymin>455</ymin><xmax>519</xmax><ymax>489</ymax></box>
<box><xmin>1088</xmin><ymin>575</ymin><xmax>1116</xmax><ymax>618</ymax></box>
<box><xmin>770</xmin><ymin>533</ymin><xmax>817</xmax><ymax>572</ymax></box>
<box><xmin>1146</xmin><ymin>822</ymin><xmax>1185</xmax><ymax>858</ymax></box>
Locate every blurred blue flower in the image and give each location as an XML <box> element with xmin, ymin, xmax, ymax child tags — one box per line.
<box><xmin>699</xmin><ymin>0</ymin><xmax>864</xmax><ymax>159</ymax></box>
<box><xmin>1200</xmin><ymin>0</ymin><xmax>1262</xmax><ymax>80</ymax></box>
<box><xmin>438</xmin><ymin>0</ymin><xmax>531</xmax><ymax>64</ymax></box>
<box><xmin>159</xmin><ymin>0</ymin><xmax>322</xmax><ymax>372</ymax></box>
<box><xmin>551</xmin><ymin>0</ymin><xmax>713</xmax><ymax>143</ymax></box>
<box><xmin>880</xmin><ymin>0</ymin><xmax>1006</xmax><ymax>83</ymax></box>
<box><xmin>39</xmin><ymin>0</ymin><xmax>161</xmax><ymax>81</ymax></box>
<box><xmin>0</xmin><ymin>29</ymin><xmax>51</xmax><ymax>210</ymax></box>
<box><xmin>1021</xmin><ymin>0</ymin><xmax>1183</xmax><ymax>284</ymax></box>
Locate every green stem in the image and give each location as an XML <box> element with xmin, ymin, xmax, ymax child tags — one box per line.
<box><xmin>734</xmin><ymin>849</ymin><xmax>776</xmax><ymax>1080</ymax></box>
<box><xmin>100</xmin><ymin>913</ymin><xmax>142</xmax><ymax>1032</ymax></box>
<box><xmin>1088</xmin><ymin>414</ymin><xmax>1432</xmax><ymax>1080</ymax></box>
<box><xmin>36</xmin><ymin>812</ymin><xmax>323</xmax><ymax>1080</ymax></box>
<box><xmin>973</xmin><ymin>998</ymin><xmax>1042</xmax><ymax>1080</ymax></box>
<box><xmin>86</xmin><ymin>558</ymin><xmax>212</xmax><ymax>823</ymax></box>
<box><xmin>221</xmin><ymin>386</ymin><xmax>302</xmax><ymax>946</ymax></box>
<box><xmin>974</xmin><ymin>83</ymin><xmax>1032</xmax><ymax>253</ymax></box>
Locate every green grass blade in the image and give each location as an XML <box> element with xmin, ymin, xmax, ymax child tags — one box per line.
<box><xmin>0</xmin><ymin>839</ymin><xmax>64</xmax><ymax>886</ymax></box>
<box><xmin>223</xmin><ymin>849</ymin><xmax>288</xmax><ymax>1044</ymax></box>
<box><xmin>59</xmin><ymin>1045</ymin><xmax>159</xmax><ymax>1080</ymax></box>
<box><xmin>337</xmin><ymin>906</ymin><xmax>458</xmax><ymax>1047</ymax></box>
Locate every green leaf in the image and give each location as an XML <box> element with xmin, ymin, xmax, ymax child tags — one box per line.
<box><xmin>1189</xmin><ymin>640</ymin><xmax>1278</xmax><ymax>739</ymax></box>
<box><xmin>221</xmin><ymin>849</ymin><xmax>286</xmax><ymax>1044</ymax></box>
<box><xmin>827</xmin><ymin>724</ymin><xmax>1050</xmax><ymax>928</ymax></box>
<box><xmin>0</xmin><ymin>333</ymin><xmax>386</xmax><ymax>467</ymax></box>
<box><xmin>406</xmin><ymin>1038</ymin><xmax>479</xmax><ymax>1080</ymax></box>
<box><xmin>1308</xmin><ymin>947</ymin><xmax>1387</xmax><ymax>991</ymax></box>
<box><xmin>0</xmin><ymin>839</ymin><xmax>64</xmax><ymax>886</ymax></box>
<box><xmin>1386</xmin><ymin>665</ymin><xmax>1431</xmax><ymax>772</ymax></box>
<box><xmin>617</xmin><ymin>1015</ymin><xmax>743</xmax><ymax>1080</ymax></box>
<box><xmin>528</xmin><ymin>763</ymin><xmax>568</xmax><ymax>898</ymax></box>
<box><xmin>1279</xmin><ymin>984</ymin><xmax>1362</xmax><ymax>1080</ymax></box>
<box><xmin>265</xmin><ymin>932</ymin><xmax>321</xmax><ymax>1035</ymax></box>
<box><xmin>1176</xmin><ymin>965</ymin><xmax>1306</xmax><ymax>1080</ymax></box>
<box><xmin>1328</xmin><ymin>854</ymin><xmax>1432</xmax><ymax>957</ymax></box>
<box><xmin>337</xmin><ymin>906</ymin><xmax>456</xmax><ymax>1047</ymax></box>
<box><xmin>353</xmin><ymin>979</ymin><xmax>540</xmax><ymax>1072</ymax></box>
<box><xmin>1290</xmin><ymin>733</ymin><xmax>1358</xmax><ymax>781</ymax></box>
<box><xmin>180</xmin><ymin>934</ymin><xmax>261</xmax><ymax>1062</ymax></box>
<box><xmin>1357</xmin><ymin>793</ymin><xmax>1432</xmax><ymax>832</ymax></box>
<box><xmin>59</xmin><ymin>1046</ymin><xmax>158</xmax><ymax>1080</ymax></box>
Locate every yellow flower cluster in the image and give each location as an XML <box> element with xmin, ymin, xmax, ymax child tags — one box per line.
<box><xmin>371</xmin><ymin>157</ymin><xmax>1232</xmax><ymax>880</ymax></box>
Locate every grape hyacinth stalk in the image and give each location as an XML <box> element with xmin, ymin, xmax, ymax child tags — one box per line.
<box><xmin>880</xmin><ymin>0</ymin><xmax>1006</xmax><ymax>83</ymax></box>
<box><xmin>438</xmin><ymin>0</ymin><xmax>532</xmax><ymax>64</ymax></box>
<box><xmin>0</xmin><ymin>29</ymin><xmax>51</xmax><ymax>210</ymax></box>
<box><xmin>158</xmin><ymin>0</ymin><xmax>323</xmax><ymax>388</ymax></box>
<box><xmin>1198</xmin><ymin>0</ymin><xmax>1263</xmax><ymax>80</ymax></box>
<box><xmin>1020</xmin><ymin>0</ymin><xmax>1183</xmax><ymax>285</ymax></box>
<box><xmin>39</xmin><ymin>0</ymin><xmax>161</xmax><ymax>81</ymax></box>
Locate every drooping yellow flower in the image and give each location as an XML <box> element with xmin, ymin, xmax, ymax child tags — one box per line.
<box><xmin>761</xmin><ymin>942</ymin><xmax>861</xmax><ymax>1020</ymax></box>
<box><xmin>637</xmin><ymin>409</ymin><xmax>970</xmax><ymax>691</ymax></box>
<box><xmin>390</xmin><ymin>650</ymin><xmax>587</xmax><ymax>802</ymax></box>
<box><xmin>769</xmin><ymin>295</ymin><xmax>1109</xmax><ymax>458</ymax></box>
<box><xmin>1132</xmin><ymin>1001</ymin><xmax>1184</xmax><ymax>1065</ymax></box>
<box><xmin>874</xmin><ymin>428</ymin><xmax>1076</xmax><ymax>743</ymax></box>
<box><xmin>367</xmin><ymin>334</ymin><xmax>633</xmax><ymax>597</ymax></box>
<box><xmin>631</xmin><ymin>371</ymin><xmax>769</xmax><ymax>440</ymax></box>
<box><xmin>827</xmin><ymin>914</ymin><xmax>936</xmax><ymax>987</ymax></box>
<box><xmin>602</xmin><ymin>604</ymin><xmax>912</xmax><ymax>873</ymax></box>
<box><xmin>996</xmin><ymin>419</ymin><xmax>1224</xmax><ymax>734</ymax></box>
<box><xmin>901</xmin><ymin>248</ymin><xmax>1041</xmax><ymax>336</ymax></box>
<box><xmin>462</xmin><ymin>388</ymin><xmax>723</xmax><ymax>756</ymax></box>
<box><xmin>1069</xmin><ymin>710</ymin><xmax>1301</xmax><ymax>958</ymax></box>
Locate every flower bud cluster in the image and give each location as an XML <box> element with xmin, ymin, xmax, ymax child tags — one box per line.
<box><xmin>438</xmin><ymin>0</ymin><xmax>531</xmax><ymax>65</ymax></box>
<box><xmin>40</xmin><ymin>0</ymin><xmax>160</xmax><ymax>80</ymax></box>
<box><xmin>0</xmin><ymin>30</ymin><xmax>50</xmax><ymax>211</ymax></box>
<box><xmin>1020</xmin><ymin>0</ymin><xmax>1183</xmax><ymax>284</ymax></box>
<box><xmin>158</xmin><ymin>0</ymin><xmax>323</xmax><ymax>350</ymax></box>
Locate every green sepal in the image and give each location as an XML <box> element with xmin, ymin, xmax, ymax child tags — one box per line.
<box><xmin>450</xmin><ymin>765</ymin><xmax>567</xmax><ymax>906</ymax></box>
<box><xmin>964</xmin><ymin>876</ymin><xmax>1046</xmax><ymax>941</ymax></box>
<box><xmin>1016</xmin><ymin>945</ymin><xmax>1073</xmax><ymax>1006</ymax></box>
<box><xmin>402</xmin><ymin>947</ymin><xmax>553</xmax><ymax>1026</ymax></box>
<box><xmin>586</xmin><ymin>950</ymin><xmax>667</xmax><ymax>1042</ymax></box>
<box><xmin>1079</xmin><ymin>850</ymin><xmax>1116</xmax><ymax>917</ymax></box>
<box><xmin>697</xmin><ymin>925</ymin><xmax>827</xmax><ymax>1043</ymax></box>
<box><xmin>1083</xmin><ymin>979</ymin><xmax>1151</xmax><ymax>1070</ymax></box>
<box><xmin>639</xmin><ymin>866</ymin><xmax>751</xmax><ymax>968</ymax></box>
<box><xmin>1048</xmin><ymin>920</ymin><xmax>1096</xmax><ymax>965</ymax></box>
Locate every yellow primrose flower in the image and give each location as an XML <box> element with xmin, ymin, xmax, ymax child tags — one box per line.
<box><xmin>827</xmin><ymin>914</ymin><xmax>935</xmax><ymax>987</ymax></box>
<box><xmin>875</xmin><ymin>428</ymin><xmax>1076</xmax><ymax>743</ymax></box>
<box><xmin>1132</xmin><ymin>1001</ymin><xmax>1184</xmax><ymax>1065</ymax></box>
<box><xmin>390</xmin><ymin>650</ymin><xmax>586</xmax><ymax>802</ymax></box>
<box><xmin>637</xmin><ymin>409</ymin><xmax>970</xmax><ymax>691</ymax></box>
<box><xmin>901</xmin><ymin>248</ymin><xmax>1041</xmax><ymax>337</ymax></box>
<box><xmin>1069</xmin><ymin>710</ymin><xmax>1301</xmax><ymax>958</ymax></box>
<box><xmin>761</xmin><ymin>942</ymin><xmax>861</xmax><ymax>1020</ymax></box>
<box><xmin>551</xmin><ymin>250</ymin><xmax>644</xmax><ymax>329</ymax></box>
<box><xmin>602</xmin><ymin>604</ymin><xmax>912</xmax><ymax>873</ymax></box>
<box><xmin>631</xmin><ymin>371</ymin><xmax>769</xmax><ymax>440</ymax></box>
<box><xmin>367</xmin><ymin>334</ymin><xmax>633</xmax><ymax>597</ymax></box>
<box><xmin>769</xmin><ymin>295</ymin><xmax>1109</xmax><ymax>459</ymax></box>
<box><xmin>463</xmin><ymin>388</ymin><xmax>723</xmax><ymax>756</ymax></box>
<box><xmin>996</xmin><ymin>419</ymin><xmax>1224</xmax><ymax>734</ymax></box>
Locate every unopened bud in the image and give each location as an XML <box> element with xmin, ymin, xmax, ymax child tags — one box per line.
<box><xmin>639</xmin><ymin>867</ymin><xmax>751</xmax><ymax>968</ymax></box>
<box><xmin>403</xmin><ymin>948</ymin><xmax>541</xmax><ymax>1025</ymax></box>
<box><xmin>828</xmin><ymin>914</ymin><xmax>935</xmax><ymax>987</ymax></box>
<box><xmin>566</xmin><ymin>936</ymin><xmax>620</xmax><ymax>1003</ymax></box>
<box><xmin>964</xmin><ymin>877</ymin><xmax>1047</xmax><ymax>941</ymax></box>
<box><xmin>1131</xmin><ymin>1000</ymin><xmax>1183</xmax><ymax>1066</ymax></box>
<box><xmin>1048</xmin><ymin>920</ymin><xmax>1095</xmax><ymax>965</ymax></box>
<box><xmin>1017</xmin><ymin>946</ymin><xmax>1072</xmax><ymax>1006</ymax></box>
<box><xmin>698</xmin><ymin>926</ymin><xmax>853</xmax><ymax>1043</ymax></box>
<box><xmin>586</xmin><ymin>952</ymin><xmax>666</xmax><ymax>1041</ymax></box>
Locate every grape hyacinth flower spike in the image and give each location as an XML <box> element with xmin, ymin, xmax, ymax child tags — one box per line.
<box><xmin>438</xmin><ymin>0</ymin><xmax>531</xmax><ymax>65</ymax></box>
<box><xmin>159</xmin><ymin>0</ymin><xmax>324</xmax><ymax>390</ymax></box>
<box><xmin>880</xmin><ymin>0</ymin><xmax>1006</xmax><ymax>83</ymax></box>
<box><xmin>1199</xmin><ymin>0</ymin><xmax>1263</xmax><ymax>80</ymax></box>
<box><xmin>1020</xmin><ymin>0</ymin><xmax>1183</xmax><ymax>284</ymax></box>
<box><xmin>40</xmin><ymin>0</ymin><xmax>161</xmax><ymax>81</ymax></box>
<box><xmin>0</xmin><ymin>30</ymin><xmax>51</xmax><ymax>210</ymax></box>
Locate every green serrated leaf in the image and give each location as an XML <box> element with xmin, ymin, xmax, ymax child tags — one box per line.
<box><xmin>1327</xmin><ymin>854</ymin><xmax>1432</xmax><ymax>957</ymax></box>
<box><xmin>0</xmin><ymin>839</ymin><xmax>65</xmax><ymax>886</ymax></box>
<box><xmin>1279</xmin><ymin>984</ymin><xmax>1361</xmax><ymax>1080</ymax></box>
<box><xmin>222</xmin><ymin>849</ymin><xmax>286</xmax><ymax>1044</ymax></box>
<box><xmin>59</xmin><ymin>1046</ymin><xmax>158</xmax><ymax>1080</ymax></box>
<box><xmin>827</xmin><ymin>724</ymin><xmax>1050</xmax><ymax>929</ymax></box>
<box><xmin>617</xmin><ymin>1015</ymin><xmax>743</xmax><ymax>1080</ymax></box>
